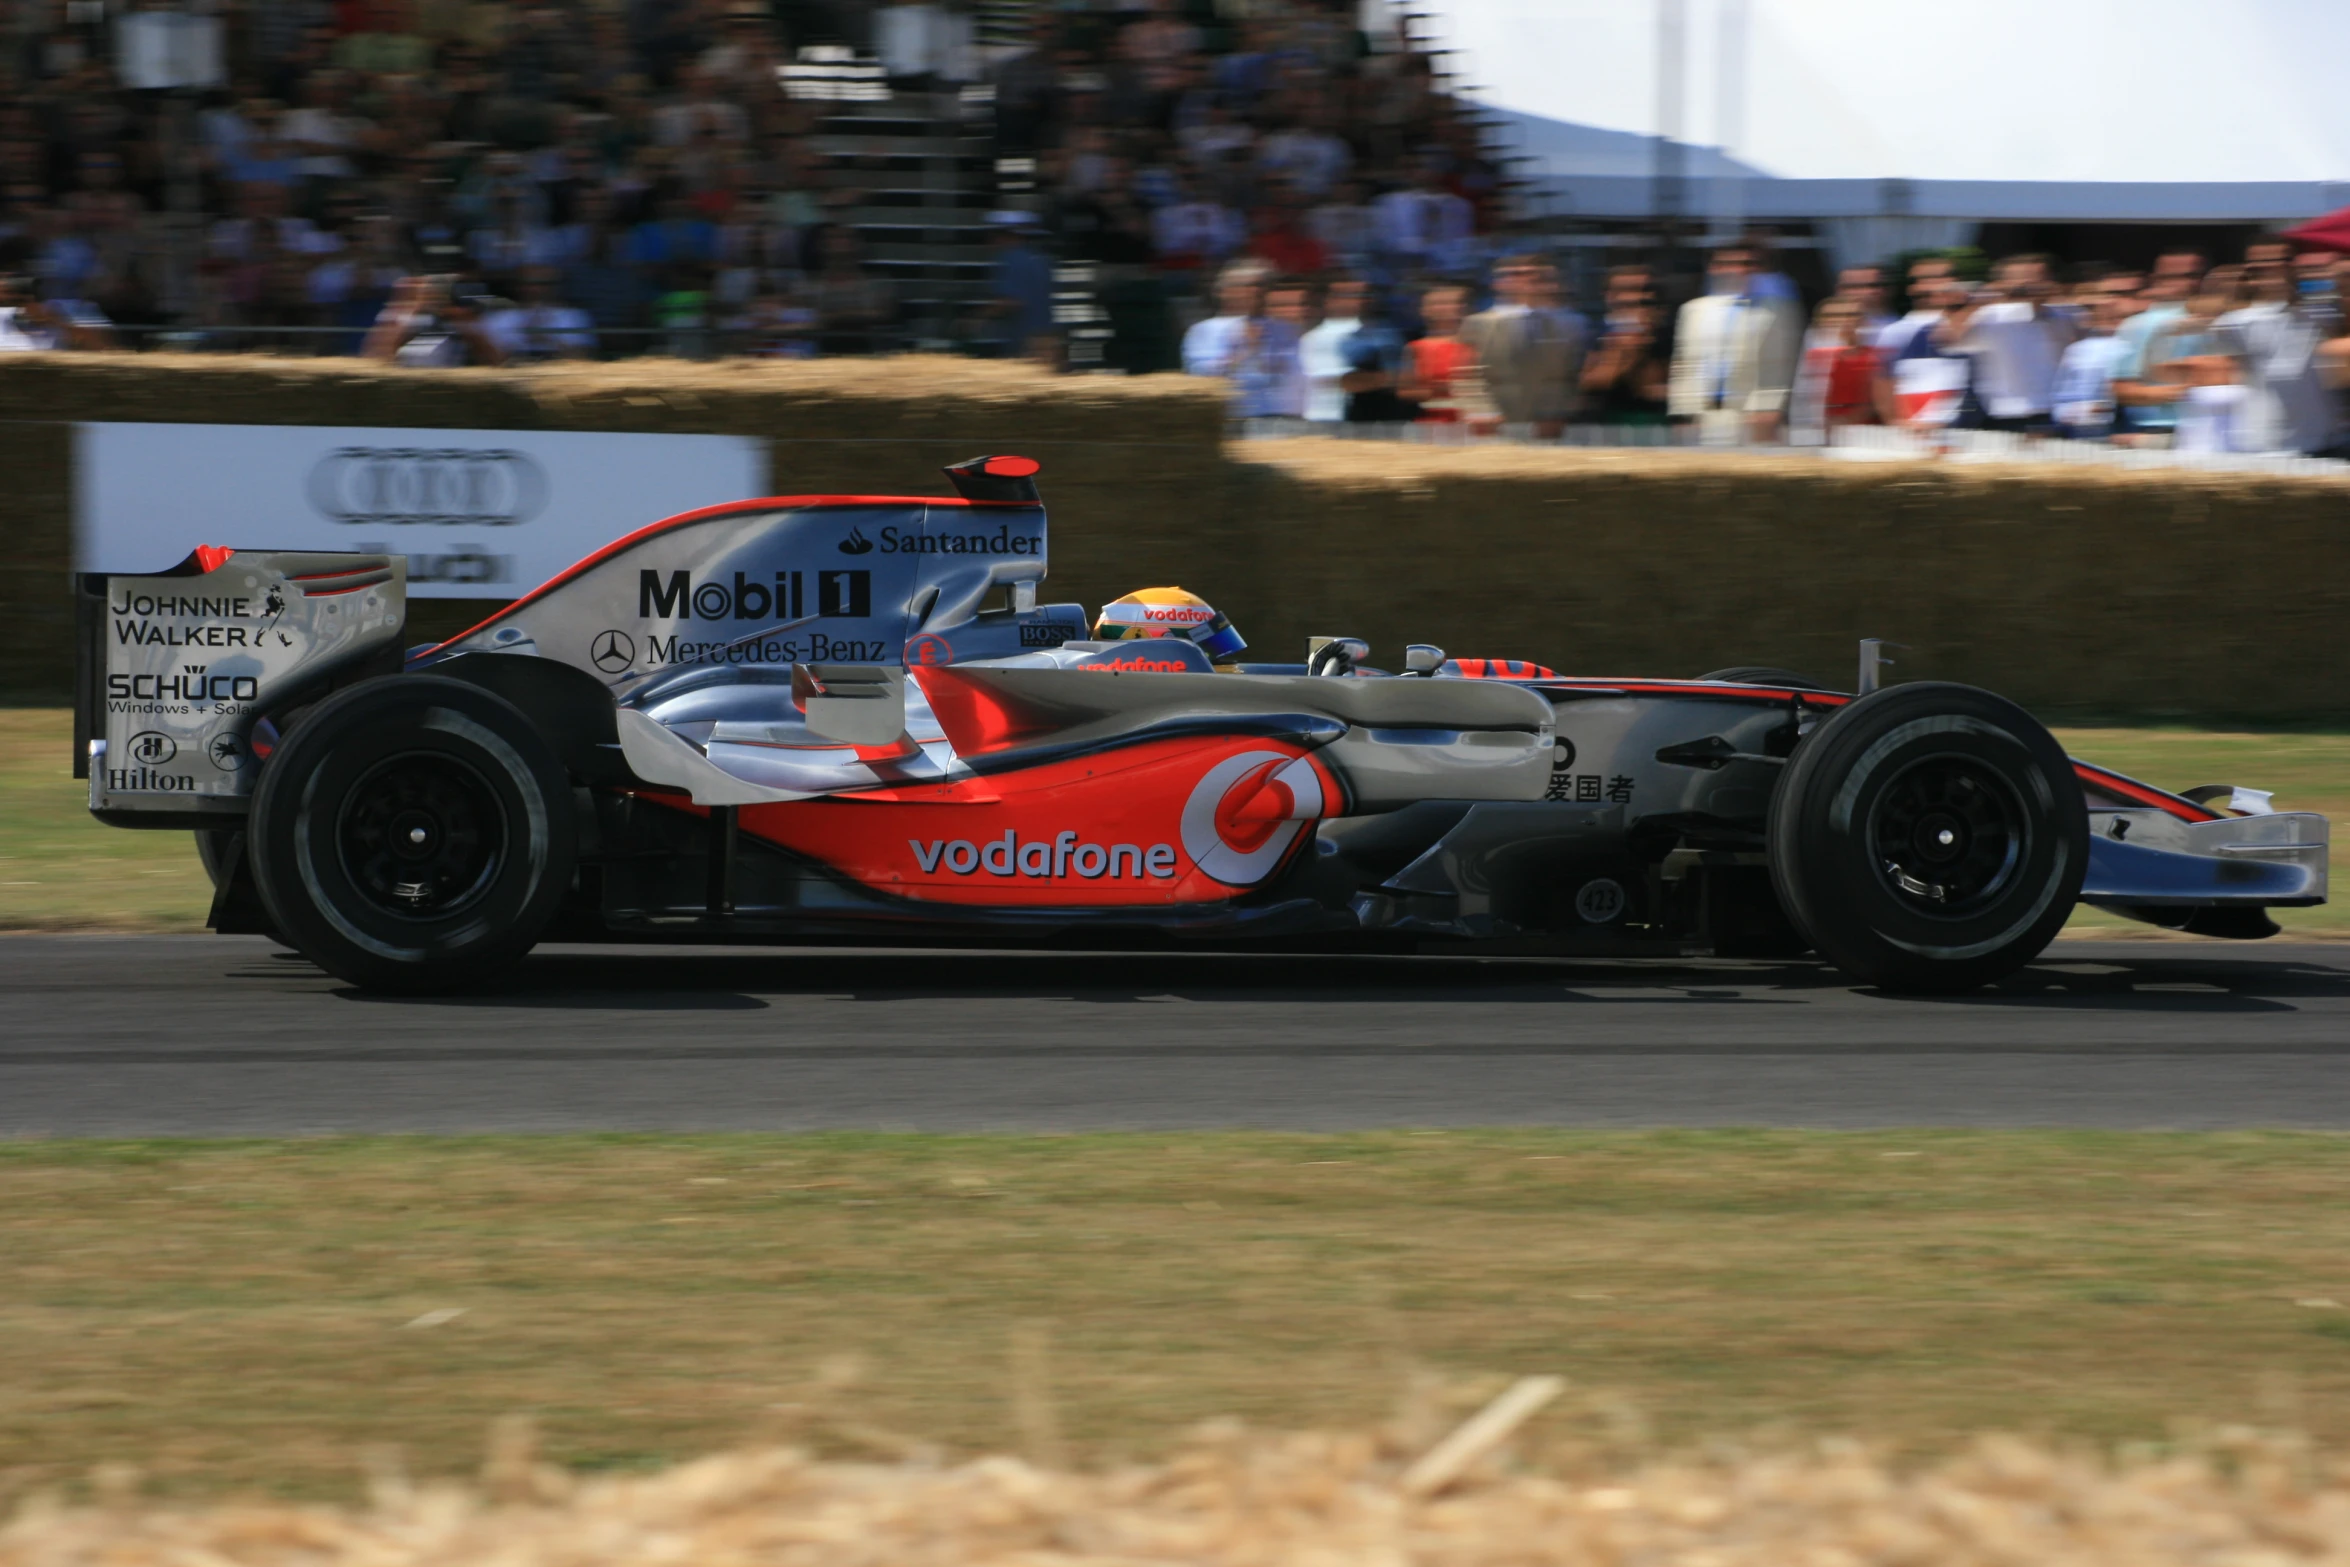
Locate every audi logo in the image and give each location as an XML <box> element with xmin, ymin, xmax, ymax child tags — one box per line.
<box><xmin>307</xmin><ymin>447</ymin><xmax>549</xmax><ymax>527</ymax></box>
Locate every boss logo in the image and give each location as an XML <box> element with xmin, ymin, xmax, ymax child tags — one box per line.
<box><xmin>308</xmin><ymin>447</ymin><xmax>549</xmax><ymax>527</ymax></box>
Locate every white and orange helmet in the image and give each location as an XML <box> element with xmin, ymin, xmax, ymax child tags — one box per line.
<box><xmin>1093</xmin><ymin>587</ymin><xmax>1247</xmax><ymax>662</ymax></box>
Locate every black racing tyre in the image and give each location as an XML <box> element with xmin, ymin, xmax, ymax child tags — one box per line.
<box><xmin>195</xmin><ymin>826</ymin><xmax>239</xmax><ymax>888</ymax></box>
<box><xmin>1698</xmin><ymin>666</ymin><xmax>1830</xmax><ymax>690</ymax></box>
<box><xmin>248</xmin><ymin>676</ymin><xmax>575</xmax><ymax>992</ymax></box>
<box><xmin>1767</xmin><ymin>682</ymin><xmax>2085</xmax><ymax>993</ymax></box>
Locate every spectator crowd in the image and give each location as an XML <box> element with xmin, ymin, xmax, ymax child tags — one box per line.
<box><xmin>1195</xmin><ymin>235</ymin><xmax>2350</xmax><ymax>458</ymax></box>
<box><xmin>0</xmin><ymin>0</ymin><xmax>1507</xmax><ymax>364</ymax></box>
<box><xmin>0</xmin><ymin>0</ymin><xmax>2346</xmax><ymax>457</ymax></box>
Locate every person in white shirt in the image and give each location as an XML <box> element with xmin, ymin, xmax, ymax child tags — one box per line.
<box><xmin>486</xmin><ymin>266</ymin><xmax>598</xmax><ymax>361</ymax></box>
<box><xmin>2049</xmin><ymin>287</ymin><xmax>2135</xmax><ymax>439</ymax></box>
<box><xmin>1666</xmin><ymin>243</ymin><xmax>1802</xmax><ymax>443</ymax></box>
<box><xmin>1181</xmin><ymin>259</ymin><xmax>1303</xmax><ymax>420</ymax></box>
<box><xmin>1946</xmin><ymin>253</ymin><xmax>2076</xmax><ymax>433</ymax></box>
<box><xmin>1298</xmin><ymin>274</ymin><xmax>1370</xmax><ymax>422</ymax></box>
<box><xmin>2214</xmin><ymin>239</ymin><xmax>2342</xmax><ymax>455</ymax></box>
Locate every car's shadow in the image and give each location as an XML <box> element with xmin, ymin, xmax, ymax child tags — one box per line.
<box><xmin>307</xmin><ymin>941</ymin><xmax>2350</xmax><ymax>1022</ymax></box>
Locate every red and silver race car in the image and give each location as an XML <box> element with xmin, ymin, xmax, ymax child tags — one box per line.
<box><xmin>77</xmin><ymin>455</ymin><xmax>2328</xmax><ymax>993</ymax></box>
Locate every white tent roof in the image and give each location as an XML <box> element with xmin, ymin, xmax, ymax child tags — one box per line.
<box><xmin>1421</xmin><ymin>0</ymin><xmax>2350</xmax><ymax>221</ymax></box>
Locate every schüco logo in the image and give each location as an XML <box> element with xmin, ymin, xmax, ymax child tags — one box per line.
<box><xmin>308</xmin><ymin>447</ymin><xmax>548</xmax><ymax>527</ymax></box>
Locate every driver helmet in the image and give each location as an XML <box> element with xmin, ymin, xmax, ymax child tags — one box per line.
<box><xmin>1093</xmin><ymin>587</ymin><xmax>1247</xmax><ymax>663</ymax></box>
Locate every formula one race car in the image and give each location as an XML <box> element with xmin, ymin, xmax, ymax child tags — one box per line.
<box><xmin>77</xmin><ymin>455</ymin><xmax>2328</xmax><ymax>993</ymax></box>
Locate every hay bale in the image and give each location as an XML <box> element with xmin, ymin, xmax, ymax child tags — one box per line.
<box><xmin>1232</xmin><ymin>440</ymin><xmax>2350</xmax><ymax>722</ymax></box>
<box><xmin>8</xmin><ymin>1413</ymin><xmax>2350</xmax><ymax>1565</ymax></box>
<box><xmin>5</xmin><ymin>355</ymin><xmax>2346</xmax><ymax>719</ymax></box>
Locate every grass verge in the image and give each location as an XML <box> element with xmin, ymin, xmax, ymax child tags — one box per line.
<box><xmin>6</xmin><ymin>1132</ymin><xmax>2350</xmax><ymax>1501</ymax></box>
<box><xmin>3</xmin><ymin>709</ymin><xmax>2340</xmax><ymax>935</ymax></box>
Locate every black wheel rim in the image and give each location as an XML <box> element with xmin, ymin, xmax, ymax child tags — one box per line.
<box><xmin>1867</xmin><ymin>753</ymin><xmax>2026</xmax><ymax>916</ymax></box>
<box><xmin>336</xmin><ymin>752</ymin><xmax>506</xmax><ymax>920</ymax></box>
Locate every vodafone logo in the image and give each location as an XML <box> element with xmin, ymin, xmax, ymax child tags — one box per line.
<box><xmin>1083</xmin><ymin>655</ymin><xmax>1191</xmax><ymax>673</ymax></box>
<box><xmin>1180</xmin><ymin>750</ymin><xmax>1325</xmax><ymax>886</ymax></box>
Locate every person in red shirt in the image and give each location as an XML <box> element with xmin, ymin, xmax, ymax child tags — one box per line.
<box><xmin>1809</xmin><ymin>297</ymin><xmax>1888</xmax><ymax>426</ymax></box>
<box><xmin>1246</xmin><ymin>182</ymin><xmax>1331</xmax><ymax>278</ymax></box>
<box><xmin>1400</xmin><ymin>280</ymin><xmax>1475</xmax><ymax>423</ymax></box>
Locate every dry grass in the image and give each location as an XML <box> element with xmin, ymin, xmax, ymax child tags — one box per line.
<box><xmin>0</xmin><ymin>711</ymin><xmax>211</xmax><ymax>932</ymax></box>
<box><xmin>7</xmin><ymin>1134</ymin><xmax>2350</xmax><ymax>1506</ymax></box>
<box><xmin>15</xmin><ymin>1402</ymin><xmax>2350</xmax><ymax>1566</ymax></box>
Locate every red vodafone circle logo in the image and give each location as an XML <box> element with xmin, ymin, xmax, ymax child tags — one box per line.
<box><xmin>905</xmin><ymin>633</ymin><xmax>954</xmax><ymax>668</ymax></box>
<box><xmin>1180</xmin><ymin>750</ymin><xmax>1325</xmax><ymax>886</ymax></box>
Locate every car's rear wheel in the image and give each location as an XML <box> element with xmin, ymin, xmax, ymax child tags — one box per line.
<box><xmin>1698</xmin><ymin>666</ymin><xmax>1829</xmax><ymax>690</ymax></box>
<box><xmin>248</xmin><ymin>676</ymin><xmax>574</xmax><ymax>992</ymax></box>
<box><xmin>1767</xmin><ymin>682</ymin><xmax>2085</xmax><ymax>992</ymax></box>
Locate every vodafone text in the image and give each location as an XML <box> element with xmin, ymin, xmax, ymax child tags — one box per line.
<box><xmin>909</xmin><ymin>830</ymin><xmax>1178</xmax><ymax>880</ymax></box>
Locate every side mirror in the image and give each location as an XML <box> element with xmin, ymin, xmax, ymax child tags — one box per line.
<box><xmin>1404</xmin><ymin>644</ymin><xmax>1446</xmax><ymax>676</ymax></box>
<box><xmin>1308</xmin><ymin>636</ymin><xmax>1369</xmax><ymax>677</ymax></box>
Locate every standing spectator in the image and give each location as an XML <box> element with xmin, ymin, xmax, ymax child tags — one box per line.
<box><xmin>1667</xmin><ymin>243</ymin><xmax>1801</xmax><ymax>443</ymax></box>
<box><xmin>2110</xmin><ymin>248</ymin><xmax>2203</xmax><ymax>443</ymax></box>
<box><xmin>1181</xmin><ymin>258</ymin><xmax>1303</xmax><ymax>420</ymax></box>
<box><xmin>1945</xmin><ymin>253</ymin><xmax>2076</xmax><ymax>434</ymax></box>
<box><xmin>1373</xmin><ymin>154</ymin><xmax>1474</xmax><ymax>275</ymax></box>
<box><xmin>1306</xmin><ymin>176</ymin><xmax>1379</xmax><ymax>274</ymax></box>
<box><xmin>1257</xmin><ymin>95</ymin><xmax>1350</xmax><ymax>201</ymax></box>
<box><xmin>1339</xmin><ymin>289</ymin><xmax>1418</xmax><ymax>424</ymax></box>
<box><xmin>2050</xmin><ymin>285</ymin><xmax>2135</xmax><ymax>440</ymax></box>
<box><xmin>1879</xmin><ymin>266</ymin><xmax>1979</xmax><ymax>433</ymax></box>
<box><xmin>2295</xmin><ymin>247</ymin><xmax>2342</xmax><ymax>337</ymax></box>
<box><xmin>2322</xmin><ymin>253</ymin><xmax>2350</xmax><ymax>454</ymax></box>
<box><xmin>2215</xmin><ymin>239</ymin><xmax>2342</xmax><ymax>455</ymax></box>
<box><xmin>1150</xmin><ymin>171</ymin><xmax>1244</xmax><ymax>274</ymax></box>
<box><xmin>809</xmin><ymin>228</ymin><xmax>894</xmax><ymax>356</ymax></box>
<box><xmin>1580</xmin><ymin>265</ymin><xmax>1671</xmax><ymax>426</ymax></box>
<box><xmin>487</xmin><ymin>266</ymin><xmax>598</xmax><ymax>360</ymax></box>
<box><xmin>1299</xmin><ymin>273</ymin><xmax>1368</xmax><ymax>423</ymax></box>
<box><xmin>1836</xmin><ymin>262</ymin><xmax>1894</xmax><ymax>342</ymax></box>
<box><xmin>1244</xmin><ymin>182</ymin><xmax>1330</xmax><ymax>277</ymax></box>
<box><xmin>1790</xmin><ymin>297</ymin><xmax>1885</xmax><ymax>436</ymax></box>
<box><xmin>362</xmin><ymin>273</ymin><xmax>509</xmax><ymax>365</ymax></box>
<box><xmin>1459</xmin><ymin>251</ymin><xmax>1584</xmax><ymax>437</ymax></box>
<box><xmin>982</xmin><ymin>210</ymin><xmax>1056</xmax><ymax>361</ymax></box>
<box><xmin>1398</xmin><ymin>279</ymin><xmax>1475</xmax><ymax>425</ymax></box>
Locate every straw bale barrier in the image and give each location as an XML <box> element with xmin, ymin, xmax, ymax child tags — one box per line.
<box><xmin>10</xmin><ymin>1402</ymin><xmax>2350</xmax><ymax>1567</ymax></box>
<box><xmin>4</xmin><ymin>355</ymin><xmax>2346</xmax><ymax>720</ymax></box>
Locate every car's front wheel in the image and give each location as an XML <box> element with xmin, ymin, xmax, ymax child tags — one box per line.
<box><xmin>247</xmin><ymin>676</ymin><xmax>575</xmax><ymax>992</ymax></box>
<box><xmin>1767</xmin><ymin>682</ymin><xmax>2085</xmax><ymax>992</ymax></box>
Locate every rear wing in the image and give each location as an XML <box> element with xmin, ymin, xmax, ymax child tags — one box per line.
<box><xmin>76</xmin><ymin>550</ymin><xmax>406</xmax><ymax>826</ymax></box>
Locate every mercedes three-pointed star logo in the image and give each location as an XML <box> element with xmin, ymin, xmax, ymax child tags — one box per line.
<box><xmin>590</xmin><ymin>628</ymin><xmax>636</xmax><ymax>674</ymax></box>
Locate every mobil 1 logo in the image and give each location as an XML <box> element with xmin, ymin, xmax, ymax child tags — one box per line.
<box><xmin>636</xmin><ymin>568</ymin><xmax>871</xmax><ymax>621</ymax></box>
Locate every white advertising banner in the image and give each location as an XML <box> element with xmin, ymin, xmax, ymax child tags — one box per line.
<box><xmin>76</xmin><ymin>423</ymin><xmax>769</xmax><ymax>598</ymax></box>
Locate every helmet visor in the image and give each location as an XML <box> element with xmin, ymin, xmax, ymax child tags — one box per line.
<box><xmin>1184</xmin><ymin>611</ymin><xmax>1247</xmax><ymax>660</ymax></box>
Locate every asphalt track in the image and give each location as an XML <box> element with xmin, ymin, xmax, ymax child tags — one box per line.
<box><xmin>6</xmin><ymin>935</ymin><xmax>2350</xmax><ymax>1135</ymax></box>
